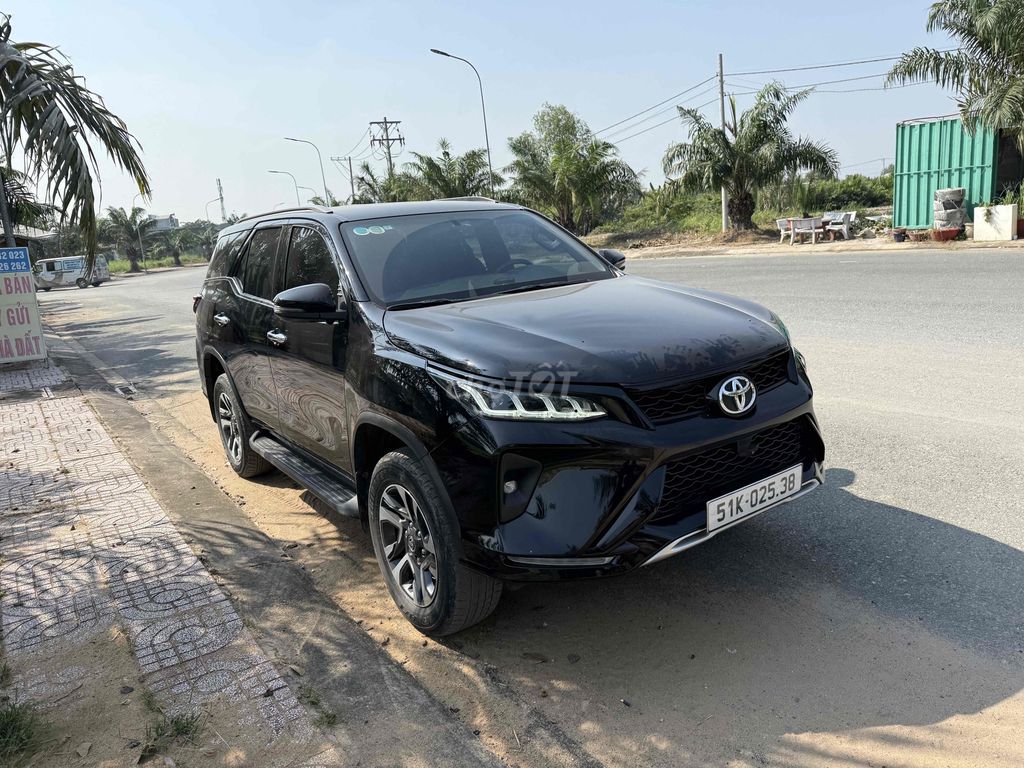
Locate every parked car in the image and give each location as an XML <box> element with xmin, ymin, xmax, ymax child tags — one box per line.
<box><xmin>33</xmin><ymin>254</ymin><xmax>110</xmax><ymax>290</ymax></box>
<box><xmin>194</xmin><ymin>200</ymin><xmax>824</xmax><ymax>635</ymax></box>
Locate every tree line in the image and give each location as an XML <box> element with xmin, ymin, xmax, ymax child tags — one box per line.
<box><xmin>2</xmin><ymin>0</ymin><xmax>1021</xmax><ymax>261</ymax></box>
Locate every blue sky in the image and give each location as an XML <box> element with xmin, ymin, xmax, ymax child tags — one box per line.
<box><xmin>10</xmin><ymin>0</ymin><xmax>954</xmax><ymax>221</ymax></box>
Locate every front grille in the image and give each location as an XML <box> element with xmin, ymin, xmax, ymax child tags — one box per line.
<box><xmin>628</xmin><ymin>350</ymin><xmax>791</xmax><ymax>424</ymax></box>
<box><xmin>656</xmin><ymin>419</ymin><xmax>805</xmax><ymax>521</ymax></box>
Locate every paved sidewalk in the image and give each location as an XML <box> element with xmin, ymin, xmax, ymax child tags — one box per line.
<box><xmin>0</xmin><ymin>371</ymin><xmax>334</xmax><ymax>765</ymax></box>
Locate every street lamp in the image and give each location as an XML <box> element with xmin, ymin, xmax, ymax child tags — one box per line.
<box><xmin>204</xmin><ymin>197</ymin><xmax>220</xmax><ymax>222</ymax></box>
<box><xmin>132</xmin><ymin>192</ymin><xmax>148</xmax><ymax>272</ymax></box>
<box><xmin>430</xmin><ymin>48</ymin><xmax>495</xmax><ymax>197</ymax></box>
<box><xmin>297</xmin><ymin>185</ymin><xmax>317</xmax><ymax>203</ymax></box>
<box><xmin>268</xmin><ymin>170</ymin><xmax>300</xmax><ymax>205</ymax></box>
<box><xmin>284</xmin><ymin>137</ymin><xmax>330</xmax><ymax>204</ymax></box>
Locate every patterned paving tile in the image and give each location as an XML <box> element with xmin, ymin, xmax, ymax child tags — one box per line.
<box><xmin>0</xmin><ymin>395</ymin><xmax>315</xmax><ymax>748</ymax></box>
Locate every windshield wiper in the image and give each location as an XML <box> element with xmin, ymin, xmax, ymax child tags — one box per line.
<box><xmin>489</xmin><ymin>279</ymin><xmax>573</xmax><ymax>297</ymax></box>
<box><xmin>386</xmin><ymin>297</ymin><xmax>463</xmax><ymax>311</ymax></box>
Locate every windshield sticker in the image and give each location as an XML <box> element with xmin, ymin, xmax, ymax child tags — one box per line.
<box><xmin>352</xmin><ymin>224</ymin><xmax>393</xmax><ymax>236</ymax></box>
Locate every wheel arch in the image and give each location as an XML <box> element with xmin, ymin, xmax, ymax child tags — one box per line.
<box><xmin>352</xmin><ymin>412</ymin><xmax>452</xmax><ymax>526</ymax></box>
<box><xmin>201</xmin><ymin>347</ymin><xmax>230</xmax><ymax>422</ymax></box>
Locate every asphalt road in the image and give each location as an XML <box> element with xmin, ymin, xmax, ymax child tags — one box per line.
<box><xmin>39</xmin><ymin>249</ymin><xmax>1024</xmax><ymax>767</ymax></box>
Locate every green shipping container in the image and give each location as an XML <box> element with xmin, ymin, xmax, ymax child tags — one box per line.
<box><xmin>893</xmin><ymin>117</ymin><xmax>998</xmax><ymax>229</ymax></box>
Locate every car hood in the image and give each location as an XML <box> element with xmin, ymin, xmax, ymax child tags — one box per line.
<box><xmin>382</xmin><ymin>276</ymin><xmax>789</xmax><ymax>386</ymax></box>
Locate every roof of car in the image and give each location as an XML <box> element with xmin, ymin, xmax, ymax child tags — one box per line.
<box><xmin>220</xmin><ymin>199</ymin><xmax>524</xmax><ymax>236</ymax></box>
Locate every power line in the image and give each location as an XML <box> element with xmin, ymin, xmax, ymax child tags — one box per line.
<box><xmin>726</xmin><ymin>54</ymin><xmax>903</xmax><ymax>77</ymax></box>
<box><xmin>615</xmin><ymin>98</ymin><xmax>718</xmax><ymax>144</ymax></box>
<box><xmin>602</xmin><ymin>83</ymin><xmax>719</xmax><ymax>140</ymax></box>
<box><xmin>594</xmin><ymin>75</ymin><xmax>717</xmax><ymax>136</ymax></box>
<box><xmin>725</xmin><ymin>48</ymin><xmax>957</xmax><ymax>77</ymax></box>
<box><xmin>342</xmin><ymin>127</ymin><xmax>370</xmax><ymax>158</ymax></box>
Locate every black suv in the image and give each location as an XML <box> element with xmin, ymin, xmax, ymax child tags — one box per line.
<box><xmin>195</xmin><ymin>200</ymin><xmax>824</xmax><ymax>635</ymax></box>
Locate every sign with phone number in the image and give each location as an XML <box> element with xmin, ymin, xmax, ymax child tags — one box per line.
<box><xmin>0</xmin><ymin>246</ymin><xmax>46</xmax><ymax>363</ymax></box>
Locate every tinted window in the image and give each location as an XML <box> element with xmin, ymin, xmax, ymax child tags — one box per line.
<box><xmin>208</xmin><ymin>230</ymin><xmax>248</xmax><ymax>278</ymax></box>
<box><xmin>235</xmin><ymin>227</ymin><xmax>281</xmax><ymax>300</ymax></box>
<box><xmin>339</xmin><ymin>210</ymin><xmax>612</xmax><ymax>306</ymax></box>
<box><xmin>284</xmin><ymin>227</ymin><xmax>339</xmax><ymax>293</ymax></box>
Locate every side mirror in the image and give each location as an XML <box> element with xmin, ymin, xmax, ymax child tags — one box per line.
<box><xmin>273</xmin><ymin>283</ymin><xmax>344</xmax><ymax>320</ymax></box>
<box><xmin>598</xmin><ymin>248</ymin><xmax>626</xmax><ymax>271</ymax></box>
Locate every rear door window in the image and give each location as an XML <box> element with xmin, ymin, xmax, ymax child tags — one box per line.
<box><xmin>283</xmin><ymin>227</ymin><xmax>339</xmax><ymax>293</ymax></box>
<box><xmin>234</xmin><ymin>227</ymin><xmax>281</xmax><ymax>300</ymax></box>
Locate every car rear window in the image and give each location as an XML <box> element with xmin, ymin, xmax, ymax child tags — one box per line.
<box><xmin>208</xmin><ymin>230</ymin><xmax>248</xmax><ymax>278</ymax></box>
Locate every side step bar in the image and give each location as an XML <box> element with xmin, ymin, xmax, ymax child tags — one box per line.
<box><xmin>250</xmin><ymin>433</ymin><xmax>360</xmax><ymax>519</ymax></box>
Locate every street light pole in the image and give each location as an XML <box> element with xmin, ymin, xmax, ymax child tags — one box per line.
<box><xmin>430</xmin><ymin>48</ymin><xmax>495</xmax><ymax>198</ymax></box>
<box><xmin>284</xmin><ymin>137</ymin><xmax>330</xmax><ymax>204</ymax></box>
<box><xmin>132</xmin><ymin>192</ymin><xmax>148</xmax><ymax>273</ymax></box>
<box><xmin>204</xmin><ymin>197</ymin><xmax>220</xmax><ymax>222</ymax></box>
<box><xmin>268</xmin><ymin>170</ymin><xmax>301</xmax><ymax>205</ymax></box>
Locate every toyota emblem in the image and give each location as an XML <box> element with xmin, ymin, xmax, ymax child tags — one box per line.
<box><xmin>717</xmin><ymin>375</ymin><xmax>756</xmax><ymax>416</ymax></box>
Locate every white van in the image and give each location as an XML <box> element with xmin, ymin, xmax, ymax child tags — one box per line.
<box><xmin>33</xmin><ymin>254</ymin><xmax>111</xmax><ymax>290</ymax></box>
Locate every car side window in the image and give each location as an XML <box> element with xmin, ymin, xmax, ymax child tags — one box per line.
<box><xmin>284</xmin><ymin>226</ymin><xmax>340</xmax><ymax>294</ymax></box>
<box><xmin>208</xmin><ymin>231</ymin><xmax>248</xmax><ymax>278</ymax></box>
<box><xmin>235</xmin><ymin>227</ymin><xmax>281</xmax><ymax>300</ymax></box>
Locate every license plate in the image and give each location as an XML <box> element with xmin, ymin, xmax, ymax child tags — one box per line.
<box><xmin>706</xmin><ymin>464</ymin><xmax>802</xmax><ymax>533</ymax></box>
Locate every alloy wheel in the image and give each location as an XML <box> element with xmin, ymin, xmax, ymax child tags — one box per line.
<box><xmin>216</xmin><ymin>391</ymin><xmax>242</xmax><ymax>465</ymax></box>
<box><xmin>378</xmin><ymin>483</ymin><xmax>439</xmax><ymax>607</ymax></box>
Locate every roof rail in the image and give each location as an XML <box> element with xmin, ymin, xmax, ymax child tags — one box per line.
<box><xmin>235</xmin><ymin>205</ymin><xmax>332</xmax><ymax>223</ymax></box>
<box><xmin>443</xmin><ymin>195</ymin><xmax>497</xmax><ymax>202</ymax></box>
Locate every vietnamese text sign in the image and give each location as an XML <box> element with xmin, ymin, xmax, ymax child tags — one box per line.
<box><xmin>0</xmin><ymin>247</ymin><xmax>46</xmax><ymax>362</ymax></box>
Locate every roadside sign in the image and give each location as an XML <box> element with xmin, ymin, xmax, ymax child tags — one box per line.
<box><xmin>0</xmin><ymin>246</ymin><xmax>46</xmax><ymax>362</ymax></box>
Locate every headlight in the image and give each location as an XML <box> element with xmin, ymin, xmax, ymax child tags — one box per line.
<box><xmin>429</xmin><ymin>370</ymin><xmax>606</xmax><ymax>421</ymax></box>
<box><xmin>770</xmin><ymin>312</ymin><xmax>791</xmax><ymax>344</ymax></box>
<box><xmin>794</xmin><ymin>348</ymin><xmax>808</xmax><ymax>373</ymax></box>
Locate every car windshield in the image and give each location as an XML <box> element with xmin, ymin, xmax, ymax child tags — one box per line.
<box><xmin>338</xmin><ymin>209</ymin><xmax>614</xmax><ymax>307</ymax></box>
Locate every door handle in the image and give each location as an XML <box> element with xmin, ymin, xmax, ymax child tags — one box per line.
<box><xmin>213</xmin><ymin>313</ymin><xmax>230</xmax><ymax>327</ymax></box>
<box><xmin>266</xmin><ymin>329</ymin><xmax>288</xmax><ymax>346</ymax></box>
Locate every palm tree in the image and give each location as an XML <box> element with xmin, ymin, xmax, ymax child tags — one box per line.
<box><xmin>153</xmin><ymin>227</ymin><xmax>196</xmax><ymax>267</ymax></box>
<box><xmin>404</xmin><ymin>139</ymin><xmax>500</xmax><ymax>199</ymax></box>
<box><xmin>100</xmin><ymin>206</ymin><xmax>154</xmax><ymax>272</ymax></box>
<box><xmin>352</xmin><ymin>162</ymin><xmax>414</xmax><ymax>203</ymax></box>
<box><xmin>663</xmin><ymin>83</ymin><xmax>838</xmax><ymax>229</ymax></box>
<box><xmin>1</xmin><ymin>167</ymin><xmax>49</xmax><ymax>229</ymax></box>
<box><xmin>505</xmin><ymin>104</ymin><xmax>640</xmax><ymax>235</ymax></box>
<box><xmin>309</xmin><ymin>190</ymin><xmax>344</xmax><ymax>206</ymax></box>
<box><xmin>0</xmin><ymin>16</ymin><xmax>150</xmax><ymax>265</ymax></box>
<box><xmin>887</xmin><ymin>0</ymin><xmax>1024</xmax><ymax>142</ymax></box>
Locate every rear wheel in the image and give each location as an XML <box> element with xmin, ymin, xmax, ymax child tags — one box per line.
<box><xmin>213</xmin><ymin>374</ymin><xmax>270</xmax><ymax>478</ymax></box>
<box><xmin>91</xmin><ymin>281</ymin><xmax>101</xmax><ymax>287</ymax></box>
<box><xmin>369</xmin><ymin>449</ymin><xmax>502</xmax><ymax>636</ymax></box>
<box><xmin>75</xmin><ymin>278</ymin><xmax>88</xmax><ymax>289</ymax></box>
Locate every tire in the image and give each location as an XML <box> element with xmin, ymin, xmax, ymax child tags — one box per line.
<box><xmin>368</xmin><ymin>449</ymin><xmax>502</xmax><ymax>636</ymax></box>
<box><xmin>91</xmin><ymin>281</ymin><xmax>101</xmax><ymax>287</ymax></box>
<box><xmin>75</xmin><ymin>278</ymin><xmax>88</xmax><ymax>289</ymax></box>
<box><xmin>212</xmin><ymin>373</ymin><xmax>271</xmax><ymax>478</ymax></box>
<box><xmin>41</xmin><ymin>287</ymin><xmax>51</xmax><ymax>292</ymax></box>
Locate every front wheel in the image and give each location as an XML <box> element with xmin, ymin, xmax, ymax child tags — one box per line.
<box><xmin>75</xmin><ymin>278</ymin><xmax>88</xmax><ymax>289</ymax></box>
<box><xmin>368</xmin><ymin>449</ymin><xmax>502</xmax><ymax>636</ymax></box>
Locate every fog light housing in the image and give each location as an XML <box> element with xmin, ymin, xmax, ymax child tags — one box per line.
<box><xmin>498</xmin><ymin>454</ymin><xmax>542</xmax><ymax>523</ymax></box>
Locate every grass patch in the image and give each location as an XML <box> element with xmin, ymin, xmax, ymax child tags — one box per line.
<box><xmin>299</xmin><ymin>684</ymin><xmax>337</xmax><ymax>730</ymax></box>
<box><xmin>139</xmin><ymin>711</ymin><xmax>203</xmax><ymax>762</ymax></box>
<box><xmin>0</xmin><ymin>701</ymin><xmax>46</xmax><ymax>766</ymax></box>
<box><xmin>106</xmin><ymin>252</ymin><xmax>207</xmax><ymax>274</ymax></box>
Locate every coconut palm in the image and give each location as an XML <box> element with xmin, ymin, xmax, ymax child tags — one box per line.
<box><xmin>100</xmin><ymin>206</ymin><xmax>155</xmax><ymax>272</ymax></box>
<box><xmin>0</xmin><ymin>15</ymin><xmax>150</xmax><ymax>263</ymax></box>
<box><xmin>505</xmin><ymin>104</ymin><xmax>641</xmax><ymax>235</ymax></box>
<box><xmin>404</xmin><ymin>139</ymin><xmax>499</xmax><ymax>199</ymax></box>
<box><xmin>887</xmin><ymin>0</ymin><xmax>1024</xmax><ymax>141</ymax></box>
<box><xmin>662</xmin><ymin>83</ymin><xmax>838</xmax><ymax>230</ymax></box>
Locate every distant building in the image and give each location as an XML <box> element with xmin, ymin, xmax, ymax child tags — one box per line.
<box><xmin>146</xmin><ymin>214</ymin><xmax>179</xmax><ymax>232</ymax></box>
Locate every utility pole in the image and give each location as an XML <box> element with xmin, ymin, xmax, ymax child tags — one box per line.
<box><xmin>369</xmin><ymin>117</ymin><xmax>405</xmax><ymax>177</ymax></box>
<box><xmin>718</xmin><ymin>53</ymin><xmax>728</xmax><ymax>233</ymax></box>
<box><xmin>330</xmin><ymin>155</ymin><xmax>358</xmax><ymax>203</ymax></box>
<box><xmin>216</xmin><ymin>178</ymin><xmax>226</xmax><ymax>222</ymax></box>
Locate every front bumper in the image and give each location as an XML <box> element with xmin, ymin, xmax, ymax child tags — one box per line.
<box><xmin>441</xmin><ymin>363</ymin><xmax>825</xmax><ymax>581</ymax></box>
